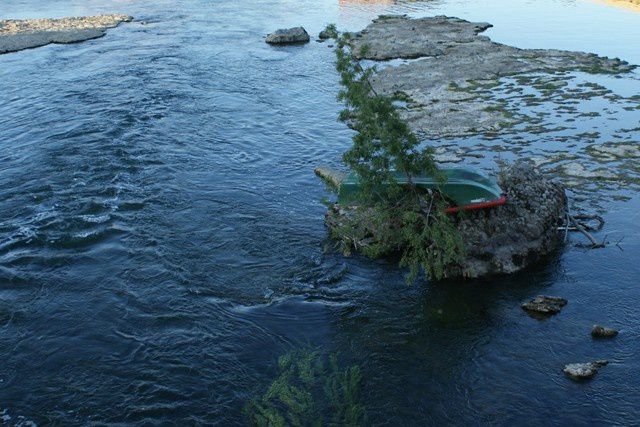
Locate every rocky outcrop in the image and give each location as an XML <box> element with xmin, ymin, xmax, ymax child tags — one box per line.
<box><xmin>591</xmin><ymin>325</ymin><xmax>619</xmax><ymax>338</ymax></box>
<box><xmin>349</xmin><ymin>15</ymin><xmax>634</xmax><ymax>139</ymax></box>
<box><xmin>563</xmin><ymin>360</ymin><xmax>608</xmax><ymax>380</ymax></box>
<box><xmin>0</xmin><ymin>14</ymin><xmax>132</xmax><ymax>54</ymax></box>
<box><xmin>351</xmin><ymin>15</ymin><xmax>493</xmax><ymax>60</ymax></box>
<box><xmin>323</xmin><ymin>161</ymin><xmax>566</xmax><ymax>279</ymax></box>
<box><xmin>452</xmin><ymin>162</ymin><xmax>566</xmax><ymax>277</ymax></box>
<box><xmin>521</xmin><ymin>295</ymin><xmax>568</xmax><ymax>316</ymax></box>
<box><xmin>265</xmin><ymin>27</ymin><xmax>310</xmax><ymax>44</ymax></box>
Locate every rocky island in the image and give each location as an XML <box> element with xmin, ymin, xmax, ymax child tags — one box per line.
<box><xmin>0</xmin><ymin>14</ymin><xmax>133</xmax><ymax>54</ymax></box>
<box><xmin>322</xmin><ymin>161</ymin><xmax>566</xmax><ymax>279</ymax></box>
<box><xmin>320</xmin><ymin>15</ymin><xmax>638</xmax><ymax>279</ymax></box>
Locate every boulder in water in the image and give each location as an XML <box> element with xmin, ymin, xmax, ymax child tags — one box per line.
<box><xmin>318</xmin><ymin>28</ymin><xmax>334</xmax><ymax>40</ymax></box>
<box><xmin>563</xmin><ymin>360</ymin><xmax>608</xmax><ymax>380</ymax></box>
<box><xmin>521</xmin><ymin>295</ymin><xmax>568</xmax><ymax>316</ymax></box>
<box><xmin>266</xmin><ymin>27</ymin><xmax>310</xmax><ymax>44</ymax></box>
<box><xmin>591</xmin><ymin>325</ymin><xmax>619</xmax><ymax>338</ymax></box>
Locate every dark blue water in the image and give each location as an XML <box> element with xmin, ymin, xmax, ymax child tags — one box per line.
<box><xmin>1</xmin><ymin>0</ymin><xmax>640</xmax><ymax>425</ymax></box>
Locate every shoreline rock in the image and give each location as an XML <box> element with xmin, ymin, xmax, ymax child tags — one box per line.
<box><xmin>323</xmin><ymin>161</ymin><xmax>567</xmax><ymax>279</ymax></box>
<box><xmin>0</xmin><ymin>14</ymin><xmax>133</xmax><ymax>54</ymax></box>
<box><xmin>265</xmin><ymin>27</ymin><xmax>310</xmax><ymax>45</ymax></box>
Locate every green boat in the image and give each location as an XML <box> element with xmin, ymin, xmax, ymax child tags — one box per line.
<box><xmin>337</xmin><ymin>167</ymin><xmax>506</xmax><ymax>213</ymax></box>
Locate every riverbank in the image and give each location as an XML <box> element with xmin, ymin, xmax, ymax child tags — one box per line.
<box><xmin>0</xmin><ymin>14</ymin><xmax>132</xmax><ymax>54</ymax></box>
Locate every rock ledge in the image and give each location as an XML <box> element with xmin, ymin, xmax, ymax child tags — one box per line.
<box><xmin>0</xmin><ymin>14</ymin><xmax>133</xmax><ymax>54</ymax></box>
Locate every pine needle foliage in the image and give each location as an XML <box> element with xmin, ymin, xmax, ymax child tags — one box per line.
<box><xmin>324</xmin><ymin>24</ymin><xmax>465</xmax><ymax>282</ymax></box>
<box><xmin>245</xmin><ymin>349</ymin><xmax>366</xmax><ymax>427</ymax></box>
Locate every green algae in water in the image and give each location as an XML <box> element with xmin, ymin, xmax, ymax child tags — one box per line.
<box><xmin>245</xmin><ymin>349</ymin><xmax>366</xmax><ymax>427</ymax></box>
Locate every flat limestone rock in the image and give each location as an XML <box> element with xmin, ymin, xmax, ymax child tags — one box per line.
<box><xmin>351</xmin><ymin>15</ymin><xmax>492</xmax><ymax>60</ymax></box>
<box><xmin>563</xmin><ymin>360</ymin><xmax>608</xmax><ymax>380</ymax></box>
<box><xmin>521</xmin><ymin>295</ymin><xmax>568</xmax><ymax>316</ymax></box>
<box><xmin>266</xmin><ymin>27</ymin><xmax>310</xmax><ymax>44</ymax></box>
<box><xmin>349</xmin><ymin>15</ymin><xmax>634</xmax><ymax>139</ymax></box>
<box><xmin>0</xmin><ymin>14</ymin><xmax>133</xmax><ymax>54</ymax></box>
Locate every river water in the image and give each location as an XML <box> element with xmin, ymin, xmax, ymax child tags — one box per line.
<box><xmin>1</xmin><ymin>0</ymin><xmax>639</xmax><ymax>425</ymax></box>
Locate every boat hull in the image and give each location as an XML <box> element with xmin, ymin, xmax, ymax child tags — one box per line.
<box><xmin>337</xmin><ymin>168</ymin><xmax>506</xmax><ymax>212</ymax></box>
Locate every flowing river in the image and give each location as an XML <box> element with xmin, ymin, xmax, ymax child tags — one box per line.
<box><xmin>1</xmin><ymin>0</ymin><xmax>639</xmax><ymax>424</ymax></box>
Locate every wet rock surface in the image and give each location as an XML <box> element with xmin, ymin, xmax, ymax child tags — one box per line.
<box><xmin>591</xmin><ymin>324</ymin><xmax>619</xmax><ymax>338</ymax></box>
<box><xmin>453</xmin><ymin>162</ymin><xmax>566</xmax><ymax>277</ymax></box>
<box><xmin>324</xmin><ymin>161</ymin><xmax>566</xmax><ymax>279</ymax></box>
<box><xmin>521</xmin><ymin>295</ymin><xmax>568</xmax><ymax>316</ymax></box>
<box><xmin>266</xmin><ymin>27</ymin><xmax>310</xmax><ymax>44</ymax></box>
<box><xmin>0</xmin><ymin>14</ymin><xmax>133</xmax><ymax>54</ymax></box>
<box><xmin>352</xmin><ymin>15</ymin><xmax>493</xmax><ymax>61</ymax></box>
<box><xmin>351</xmin><ymin>15</ymin><xmax>634</xmax><ymax>139</ymax></box>
<box><xmin>563</xmin><ymin>360</ymin><xmax>609</xmax><ymax>380</ymax></box>
<box><xmin>318</xmin><ymin>28</ymin><xmax>333</xmax><ymax>40</ymax></box>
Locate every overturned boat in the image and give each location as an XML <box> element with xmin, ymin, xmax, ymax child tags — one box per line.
<box><xmin>316</xmin><ymin>167</ymin><xmax>506</xmax><ymax>213</ymax></box>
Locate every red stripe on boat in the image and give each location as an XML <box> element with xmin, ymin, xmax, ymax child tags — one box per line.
<box><xmin>445</xmin><ymin>195</ymin><xmax>507</xmax><ymax>214</ymax></box>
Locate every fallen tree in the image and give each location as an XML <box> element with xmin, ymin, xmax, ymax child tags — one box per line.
<box><xmin>325</xmin><ymin>25</ymin><xmax>465</xmax><ymax>282</ymax></box>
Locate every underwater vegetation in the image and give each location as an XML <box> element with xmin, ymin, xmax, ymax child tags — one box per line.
<box><xmin>245</xmin><ymin>349</ymin><xmax>366</xmax><ymax>427</ymax></box>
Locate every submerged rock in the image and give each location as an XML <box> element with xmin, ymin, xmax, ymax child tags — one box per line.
<box><xmin>591</xmin><ymin>324</ymin><xmax>619</xmax><ymax>338</ymax></box>
<box><xmin>559</xmin><ymin>162</ymin><xmax>617</xmax><ymax>179</ymax></box>
<box><xmin>563</xmin><ymin>360</ymin><xmax>608</xmax><ymax>380</ymax></box>
<box><xmin>323</xmin><ymin>161</ymin><xmax>566</xmax><ymax>279</ymax></box>
<box><xmin>0</xmin><ymin>14</ymin><xmax>133</xmax><ymax>54</ymax></box>
<box><xmin>521</xmin><ymin>295</ymin><xmax>568</xmax><ymax>316</ymax></box>
<box><xmin>587</xmin><ymin>142</ymin><xmax>640</xmax><ymax>160</ymax></box>
<box><xmin>265</xmin><ymin>27</ymin><xmax>310</xmax><ymax>44</ymax></box>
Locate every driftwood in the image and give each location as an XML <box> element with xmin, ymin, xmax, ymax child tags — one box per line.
<box><xmin>570</xmin><ymin>214</ymin><xmax>605</xmax><ymax>232</ymax></box>
<box><xmin>560</xmin><ymin>202</ymin><xmax>606</xmax><ymax>249</ymax></box>
<box><xmin>568</xmin><ymin>214</ymin><xmax>605</xmax><ymax>249</ymax></box>
<box><xmin>314</xmin><ymin>167</ymin><xmax>347</xmax><ymax>191</ymax></box>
